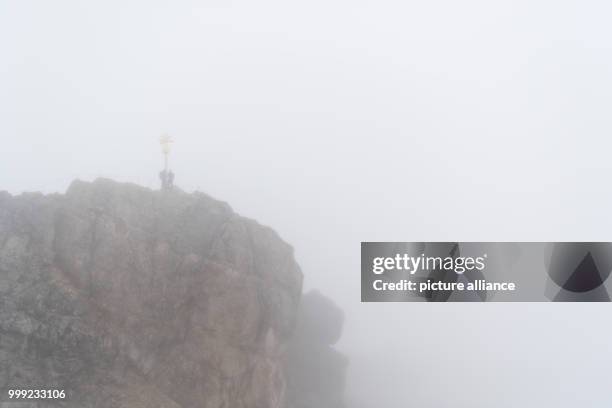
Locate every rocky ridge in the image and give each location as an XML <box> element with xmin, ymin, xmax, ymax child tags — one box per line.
<box><xmin>0</xmin><ymin>179</ymin><xmax>303</xmax><ymax>408</ymax></box>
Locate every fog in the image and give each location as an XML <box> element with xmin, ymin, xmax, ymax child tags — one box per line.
<box><xmin>2</xmin><ymin>0</ymin><xmax>612</xmax><ymax>406</ymax></box>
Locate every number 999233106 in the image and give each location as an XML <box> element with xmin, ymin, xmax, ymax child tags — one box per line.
<box><xmin>6</xmin><ymin>389</ymin><xmax>66</xmax><ymax>400</ymax></box>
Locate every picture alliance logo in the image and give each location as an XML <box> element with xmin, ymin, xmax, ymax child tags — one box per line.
<box><xmin>372</xmin><ymin>253</ymin><xmax>488</xmax><ymax>275</ymax></box>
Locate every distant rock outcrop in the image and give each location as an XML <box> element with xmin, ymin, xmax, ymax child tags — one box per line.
<box><xmin>285</xmin><ymin>290</ymin><xmax>348</xmax><ymax>408</ymax></box>
<box><xmin>0</xmin><ymin>179</ymin><xmax>303</xmax><ymax>407</ymax></box>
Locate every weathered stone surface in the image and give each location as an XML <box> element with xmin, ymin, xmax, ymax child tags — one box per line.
<box><xmin>0</xmin><ymin>179</ymin><xmax>303</xmax><ymax>408</ymax></box>
<box><xmin>285</xmin><ymin>290</ymin><xmax>348</xmax><ymax>408</ymax></box>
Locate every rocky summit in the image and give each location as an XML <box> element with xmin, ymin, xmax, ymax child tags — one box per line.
<box><xmin>0</xmin><ymin>179</ymin><xmax>304</xmax><ymax>408</ymax></box>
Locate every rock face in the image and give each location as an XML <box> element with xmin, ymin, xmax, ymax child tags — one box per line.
<box><xmin>285</xmin><ymin>290</ymin><xmax>348</xmax><ymax>408</ymax></box>
<box><xmin>0</xmin><ymin>179</ymin><xmax>303</xmax><ymax>408</ymax></box>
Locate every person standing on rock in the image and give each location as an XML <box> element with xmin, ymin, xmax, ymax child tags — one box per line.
<box><xmin>159</xmin><ymin>134</ymin><xmax>174</xmax><ymax>190</ymax></box>
<box><xmin>159</xmin><ymin>169</ymin><xmax>168</xmax><ymax>190</ymax></box>
<box><xmin>168</xmin><ymin>170</ymin><xmax>175</xmax><ymax>189</ymax></box>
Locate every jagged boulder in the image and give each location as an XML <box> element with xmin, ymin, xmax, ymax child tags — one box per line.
<box><xmin>285</xmin><ymin>290</ymin><xmax>348</xmax><ymax>408</ymax></box>
<box><xmin>0</xmin><ymin>179</ymin><xmax>303</xmax><ymax>408</ymax></box>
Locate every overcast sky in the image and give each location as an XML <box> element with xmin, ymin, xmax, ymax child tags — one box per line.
<box><xmin>2</xmin><ymin>1</ymin><xmax>612</xmax><ymax>406</ymax></box>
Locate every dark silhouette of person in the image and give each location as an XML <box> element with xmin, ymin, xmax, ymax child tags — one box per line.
<box><xmin>159</xmin><ymin>170</ymin><xmax>168</xmax><ymax>190</ymax></box>
<box><xmin>168</xmin><ymin>171</ymin><xmax>175</xmax><ymax>189</ymax></box>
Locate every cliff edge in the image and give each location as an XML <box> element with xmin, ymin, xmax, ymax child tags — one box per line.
<box><xmin>0</xmin><ymin>179</ymin><xmax>303</xmax><ymax>408</ymax></box>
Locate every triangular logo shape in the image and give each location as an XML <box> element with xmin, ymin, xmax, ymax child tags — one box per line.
<box><xmin>562</xmin><ymin>252</ymin><xmax>605</xmax><ymax>293</ymax></box>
